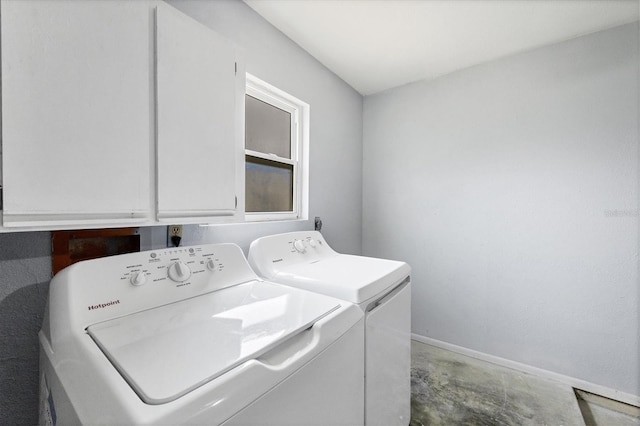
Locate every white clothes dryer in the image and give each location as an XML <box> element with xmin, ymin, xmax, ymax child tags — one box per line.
<box><xmin>248</xmin><ymin>231</ymin><xmax>411</xmax><ymax>426</ymax></box>
<box><xmin>39</xmin><ymin>243</ymin><xmax>364</xmax><ymax>425</ymax></box>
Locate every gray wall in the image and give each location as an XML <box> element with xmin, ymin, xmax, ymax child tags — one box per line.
<box><xmin>363</xmin><ymin>22</ymin><xmax>639</xmax><ymax>398</ymax></box>
<box><xmin>0</xmin><ymin>232</ymin><xmax>51</xmax><ymax>425</ymax></box>
<box><xmin>0</xmin><ymin>0</ymin><xmax>363</xmax><ymax>423</ymax></box>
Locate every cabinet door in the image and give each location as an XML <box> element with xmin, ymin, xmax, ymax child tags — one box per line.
<box><xmin>1</xmin><ymin>0</ymin><xmax>153</xmax><ymax>227</ymax></box>
<box><xmin>156</xmin><ymin>3</ymin><xmax>239</xmax><ymax>222</ymax></box>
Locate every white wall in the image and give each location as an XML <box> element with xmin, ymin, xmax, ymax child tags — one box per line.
<box><xmin>162</xmin><ymin>0</ymin><xmax>364</xmax><ymax>255</ymax></box>
<box><xmin>363</xmin><ymin>22</ymin><xmax>639</xmax><ymax>398</ymax></box>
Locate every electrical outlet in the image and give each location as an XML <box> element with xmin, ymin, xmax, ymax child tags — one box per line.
<box><xmin>168</xmin><ymin>225</ymin><xmax>183</xmax><ymax>247</ymax></box>
<box><xmin>169</xmin><ymin>225</ymin><xmax>183</xmax><ymax>238</ymax></box>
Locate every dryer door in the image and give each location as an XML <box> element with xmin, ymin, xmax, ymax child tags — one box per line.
<box><xmin>365</xmin><ymin>279</ymin><xmax>411</xmax><ymax>426</ymax></box>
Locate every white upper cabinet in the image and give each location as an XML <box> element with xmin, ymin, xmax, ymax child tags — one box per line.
<box><xmin>156</xmin><ymin>3</ymin><xmax>240</xmax><ymax>223</ymax></box>
<box><xmin>0</xmin><ymin>1</ymin><xmax>243</xmax><ymax>230</ymax></box>
<box><xmin>1</xmin><ymin>0</ymin><xmax>154</xmax><ymax>227</ymax></box>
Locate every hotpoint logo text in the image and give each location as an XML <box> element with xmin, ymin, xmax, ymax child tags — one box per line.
<box><xmin>88</xmin><ymin>300</ymin><xmax>121</xmax><ymax>311</ymax></box>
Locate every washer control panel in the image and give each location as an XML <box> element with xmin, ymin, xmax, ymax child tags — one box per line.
<box><xmin>54</xmin><ymin>243</ymin><xmax>259</xmax><ymax>329</ymax></box>
<box><xmin>118</xmin><ymin>246</ymin><xmax>227</xmax><ymax>288</ymax></box>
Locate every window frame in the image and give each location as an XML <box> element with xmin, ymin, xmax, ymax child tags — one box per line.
<box><xmin>244</xmin><ymin>73</ymin><xmax>309</xmax><ymax>222</ymax></box>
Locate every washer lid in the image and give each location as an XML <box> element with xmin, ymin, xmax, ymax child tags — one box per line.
<box><xmin>272</xmin><ymin>255</ymin><xmax>410</xmax><ymax>304</ymax></box>
<box><xmin>87</xmin><ymin>281</ymin><xmax>340</xmax><ymax>405</ymax></box>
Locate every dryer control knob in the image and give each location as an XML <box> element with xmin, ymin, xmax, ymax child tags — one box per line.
<box><xmin>130</xmin><ymin>271</ymin><xmax>146</xmax><ymax>286</ymax></box>
<box><xmin>308</xmin><ymin>239</ymin><xmax>317</xmax><ymax>248</ymax></box>
<box><xmin>206</xmin><ymin>259</ymin><xmax>217</xmax><ymax>271</ymax></box>
<box><xmin>168</xmin><ymin>261</ymin><xmax>191</xmax><ymax>282</ymax></box>
<box><xmin>293</xmin><ymin>239</ymin><xmax>306</xmax><ymax>253</ymax></box>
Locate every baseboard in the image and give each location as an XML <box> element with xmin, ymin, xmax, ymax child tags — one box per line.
<box><xmin>411</xmin><ymin>333</ymin><xmax>640</xmax><ymax>408</ymax></box>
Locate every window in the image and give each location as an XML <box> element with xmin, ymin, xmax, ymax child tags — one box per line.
<box><xmin>245</xmin><ymin>74</ymin><xmax>308</xmax><ymax>221</ymax></box>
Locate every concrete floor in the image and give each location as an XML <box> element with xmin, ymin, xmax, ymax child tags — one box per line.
<box><xmin>410</xmin><ymin>340</ymin><xmax>640</xmax><ymax>426</ymax></box>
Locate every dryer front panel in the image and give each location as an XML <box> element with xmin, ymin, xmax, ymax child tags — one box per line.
<box><xmin>365</xmin><ymin>281</ymin><xmax>411</xmax><ymax>426</ymax></box>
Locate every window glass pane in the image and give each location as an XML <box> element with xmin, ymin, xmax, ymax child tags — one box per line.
<box><xmin>245</xmin><ymin>156</ymin><xmax>293</xmax><ymax>212</ymax></box>
<box><xmin>245</xmin><ymin>95</ymin><xmax>291</xmax><ymax>159</ymax></box>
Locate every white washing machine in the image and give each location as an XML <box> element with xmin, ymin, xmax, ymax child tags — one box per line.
<box><xmin>248</xmin><ymin>231</ymin><xmax>411</xmax><ymax>426</ymax></box>
<box><xmin>39</xmin><ymin>243</ymin><xmax>365</xmax><ymax>425</ymax></box>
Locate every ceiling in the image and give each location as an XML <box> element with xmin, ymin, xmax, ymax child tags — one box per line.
<box><xmin>243</xmin><ymin>0</ymin><xmax>639</xmax><ymax>96</ymax></box>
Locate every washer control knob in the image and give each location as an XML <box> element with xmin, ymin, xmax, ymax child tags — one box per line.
<box><xmin>168</xmin><ymin>261</ymin><xmax>191</xmax><ymax>282</ymax></box>
<box><xmin>130</xmin><ymin>271</ymin><xmax>146</xmax><ymax>286</ymax></box>
<box><xmin>206</xmin><ymin>259</ymin><xmax>217</xmax><ymax>271</ymax></box>
<box><xmin>308</xmin><ymin>239</ymin><xmax>317</xmax><ymax>248</ymax></box>
<box><xmin>293</xmin><ymin>239</ymin><xmax>306</xmax><ymax>253</ymax></box>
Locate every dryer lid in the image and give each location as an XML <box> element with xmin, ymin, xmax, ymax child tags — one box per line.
<box><xmin>87</xmin><ymin>281</ymin><xmax>340</xmax><ymax>405</ymax></box>
<box><xmin>272</xmin><ymin>255</ymin><xmax>410</xmax><ymax>304</ymax></box>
